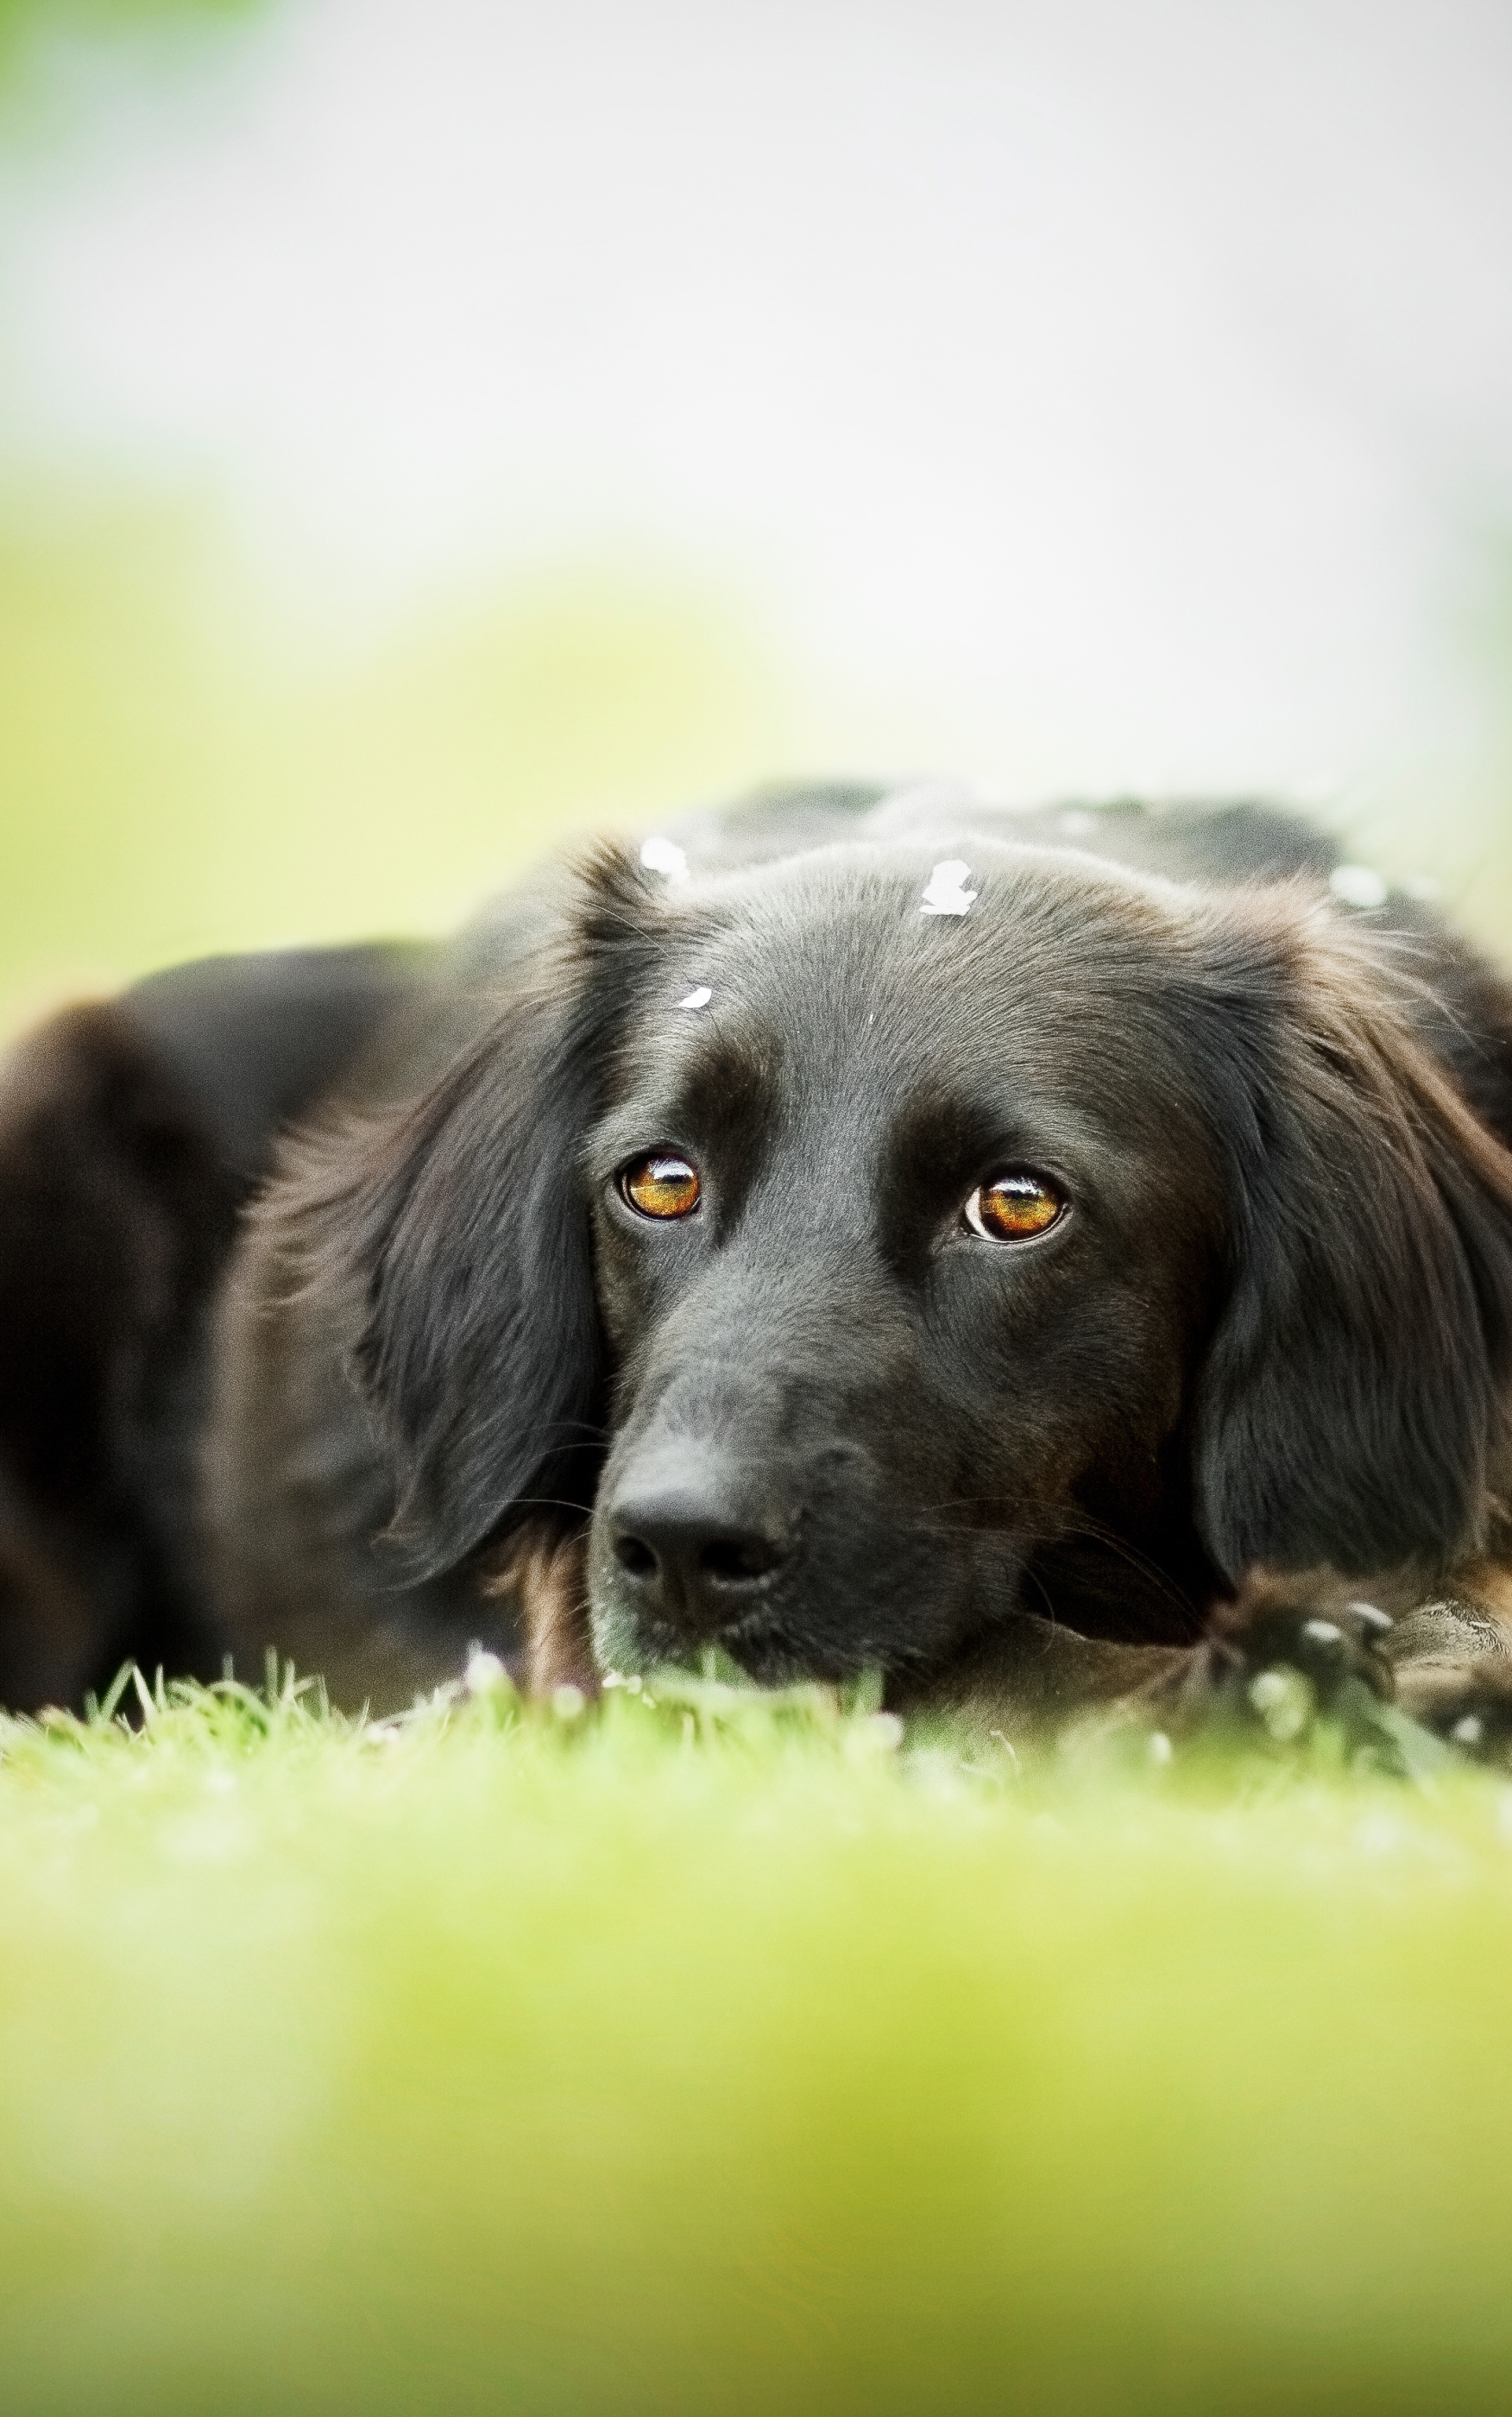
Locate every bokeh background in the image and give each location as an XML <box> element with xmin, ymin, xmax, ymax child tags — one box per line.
<box><xmin>1</xmin><ymin>0</ymin><xmax>1510</xmax><ymax>1028</ymax></box>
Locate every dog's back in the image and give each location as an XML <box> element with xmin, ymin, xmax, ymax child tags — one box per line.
<box><xmin>0</xmin><ymin>943</ymin><xmax>425</xmax><ymax>1705</ymax></box>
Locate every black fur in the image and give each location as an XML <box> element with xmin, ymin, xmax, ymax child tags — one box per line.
<box><xmin>1190</xmin><ymin>935</ymin><xmax>1512</xmax><ymax>1578</ymax></box>
<box><xmin>287</xmin><ymin>970</ymin><xmax>621</xmax><ymax>1573</ymax></box>
<box><xmin>0</xmin><ymin>950</ymin><xmax>423</xmax><ymax>1707</ymax></box>
<box><xmin>5</xmin><ymin>787</ymin><xmax>1512</xmax><ymax>1733</ymax></box>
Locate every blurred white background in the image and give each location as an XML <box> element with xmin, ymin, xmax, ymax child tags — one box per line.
<box><xmin>1</xmin><ymin>0</ymin><xmax>1509</xmax><ymax>985</ymax></box>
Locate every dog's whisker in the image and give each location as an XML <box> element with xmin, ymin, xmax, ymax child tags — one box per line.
<box><xmin>1020</xmin><ymin>1563</ymin><xmax>1062</xmax><ymax>1631</ymax></box>
<box><xmin>474</xmin><ymin>1497</ymin><xmax>594</xmax><ymax>1521</ymax></box>
<box><xmin>913</xmin><ymin>1492</ymin><xmax>1202</xmax><ymax>1638</ymax></box>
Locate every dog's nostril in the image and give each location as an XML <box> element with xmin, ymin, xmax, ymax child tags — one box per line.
<box><xmin>614</xmin><ymin>1535</ymin><xmax>659</xmax><ymax>1578</ymax></box>
<box><xmin>699</xmin><ymin>1534</ymin><xmax>783</xmax><ymax>1583</ymax></box>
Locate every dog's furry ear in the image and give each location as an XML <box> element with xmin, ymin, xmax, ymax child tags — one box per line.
<box><xmin>271</xmin><ymin>849</ymin><xmax>659</xmax><ymax>1577</ymax></box>
<box><xmin>1194</xmin><ymin>909</ymin><xmax>1512</xmax><ymax>1582</ymax></box>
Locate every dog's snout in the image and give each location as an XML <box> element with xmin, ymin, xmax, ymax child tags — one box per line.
<box><xmin>608</xmin><ymin>1460</ymin><xmax>791</xmax><ymax>1632</ymax></box>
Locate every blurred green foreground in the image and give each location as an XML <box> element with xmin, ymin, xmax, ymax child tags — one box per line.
<box><xmin>3</xmin><ymin>1677</ymin><xmax>1512</xmax><ymax>2416</ymax></box>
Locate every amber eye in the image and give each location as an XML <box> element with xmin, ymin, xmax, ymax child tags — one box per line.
<box><xmin>620</xmin><ymin>1152</ymin><xmax>702</xmax><ymax>1220</ymax></box>
<box><xmin>964</xmin><ymin>1171</ymin><xmax>1066</xmax><ymax>1242</ymax></box>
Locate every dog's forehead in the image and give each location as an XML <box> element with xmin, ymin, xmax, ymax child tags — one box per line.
<box><xmin>633</xmin><ymin>838</ymin><xmax>1207</xmax><ymax>1084</ymax></box>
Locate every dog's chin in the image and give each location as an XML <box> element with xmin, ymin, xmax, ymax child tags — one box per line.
<box><xmin>717</xmin><ymin>1622</ymin><xmax>850</xmax><ymax>1687</ymax></box>
<box><xmin>588</xmin><ymin>1594</ymin><xmax>873</xmax><ymax>1688</ymax></box>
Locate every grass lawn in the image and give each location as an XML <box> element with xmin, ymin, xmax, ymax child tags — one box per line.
<box><xmin>1</xmin><ymin>1664</ymin><xmax>1510</xmax><ymax>2414</ymax></box>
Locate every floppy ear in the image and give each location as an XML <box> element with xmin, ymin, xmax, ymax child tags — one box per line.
<box><xmin>1193</xmin><ymin>907</ymin><xmax>1512</xmax><ymax>1582</ymax></box>
<box><xmin>271</xmin><ymin>848</ymin><xmax>659</xmax><ymax>1579</ymax></box>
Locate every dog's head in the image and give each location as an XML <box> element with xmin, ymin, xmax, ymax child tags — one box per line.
<box><xmin>292</xmin><ymin>833</ymin><xmax>1512</xmax><ymax>1690</ymax></box>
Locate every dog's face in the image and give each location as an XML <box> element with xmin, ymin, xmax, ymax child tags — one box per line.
<box><xmin>306</xmin><ymin>825</ymin><xmax>1512</xmax><ymax>1696</ymax></box>
<box><xmin>582</xmin><ymin>847</ymin><xmax>1227</xmax><ymax>1681</ymax></box>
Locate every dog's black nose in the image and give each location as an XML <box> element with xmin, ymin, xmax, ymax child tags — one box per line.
<box><xmin>607</xmin><ymin>1459</ymin><xmax>791</xmax><ymax>1634</ymax></box>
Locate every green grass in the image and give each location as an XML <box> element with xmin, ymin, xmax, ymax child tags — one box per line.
<box><xmin>3</xmin><ymin>1665</ymin><xmax>1511</xmax><ymax>2414</ymax></box>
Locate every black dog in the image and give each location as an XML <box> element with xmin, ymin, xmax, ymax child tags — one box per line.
<box><xmin>4</xmin><ymin>783</ymin><xmax>1512</xmax><ymax>1750</ymax></box>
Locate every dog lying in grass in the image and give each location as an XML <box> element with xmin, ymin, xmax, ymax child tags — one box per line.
<box><xmin>3</xmin><ymin>783</ymin><xmax>1512</xmax><ymax>1759</ymax></box>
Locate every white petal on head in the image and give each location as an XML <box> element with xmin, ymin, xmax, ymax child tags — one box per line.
<box><xmin>920</xmin><ymin>860</ymin><xmax>979</xmax><ymax>917</ymax></box>
<box><xmin>639</xmin><ymin>834</ymin><xmax>690</xmax><ymax>883</ymax></box>
<box><xmin>1329</xmin><ymin>862</ymin><xmax>1389</xmax><ymax>910</ymax></box>
<box><xmin>678</xmin><ymin>985</ymin><xmax>713</xmax><ymax>1011</ymax></box>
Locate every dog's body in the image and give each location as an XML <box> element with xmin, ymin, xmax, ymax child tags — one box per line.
<box><xmin>5</xmin><ymin>784</ymin><xmax>1512</xmax><ymax>1748</ymax></box>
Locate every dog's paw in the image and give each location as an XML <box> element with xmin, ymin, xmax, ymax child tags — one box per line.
<box><xmin>1394</xmin><ymin>1653</ymin><xmax>1512</xmax><ymax>1766</ymax></box>
<box><xmin>1190</xmin><ymin>1575</ymin><xmax>1397</xmax><ymax>1738</ymax></box>
<box><xmin>1062</xmin><ymin>1585</ymin><xmax>1398</xmax><ymax>1776</ymax></box>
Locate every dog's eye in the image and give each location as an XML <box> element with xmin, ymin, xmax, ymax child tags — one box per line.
<box><xmin>620</xmin><ymin>1152</ymin><xmax>702</xmax><ymax>1220</ymax></box>
<box><xmin>964</xmin><ymin>1171</ymin><xmax>1065</xmax><ymax>1242</ymax></box>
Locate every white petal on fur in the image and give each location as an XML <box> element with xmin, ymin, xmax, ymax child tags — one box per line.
<box><xmin>639</xmin><ymin>835</ymin><xmax>690</xmax><ymax>882</ymax></box>
<box><xmin>678</xmin><ymin>985</ymin><xmax>713</xmax><ymax>1010</ymax></box>
<box><xmin>920</xmin><ymin>860</ymin><xmax>979</xmax><ymax>917</ymax></box>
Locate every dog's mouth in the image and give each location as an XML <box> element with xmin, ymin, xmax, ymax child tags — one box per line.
<box><xmin>587</xmin><ymin>1580</ymin><xmax>965</xmax><ymax>1692</ymax></box>
<box><xmin>589</xmin><ymin>1597</ymin><xmax>844</xmax><ymax>1687</ymax></box>
<box><xmin>707</xmin><ymin>1605</ymin><xmax>860</xmax><ymax>1687</ymax></box>
<box><xmin>585</xmin><ymin>1474</ymin><xmax>1030</xmax><ymax>1690</ymax></box>
<box><xmin>582</xmin><ymin>1575</ymin><xmax>860</xmax><ymax>1692</ymax></box>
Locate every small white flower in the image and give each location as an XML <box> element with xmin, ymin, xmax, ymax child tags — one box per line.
<box><xmin>1301</xmin><ymin>1619</ymin><xmax>1344</xmax><ymax>1644</ymax></box>
<box><xmin>552</xmin><ymin>1683</ymin><xmax>588</xmax><ymax>1721</ymax></box>
<box><xmin>464</xmin><ymin>1648</ymin><xmax>511</xmax><ymax>1697</ymax></box>
<box><xmin>1329</xmin><ymin>863</ymin><xmax>1389</xmax><ymax>910</ymax></box>
<box><xmin>920</xmin><ymin>860</ymin><xmax>978</xmax><ymax>917</ymax></box>
<box><xmin>1452</xmin><ymin>1713</ymin><xmax>1485</xmax><ymax>1748</ymax></box>
<box><xmin>639</xmin><ymin>835</ymin><xmax>690</xmax><ymax>883</ymax></box>
<box><xmin>1249</xmin><ymin>1667</ymin><xmax>1313</xmax><ymax>1741</ymax></box>
<box><xmin>678</xmin><ymin>985</ymin><xmax>713</xmax><ymax>1011</ymax></box>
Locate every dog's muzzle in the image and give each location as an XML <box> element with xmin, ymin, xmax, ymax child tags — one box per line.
<box><xmin>599</xmin><ymin>1444</ymin><xmax>798</xmax><ymax>1645</ymax></box>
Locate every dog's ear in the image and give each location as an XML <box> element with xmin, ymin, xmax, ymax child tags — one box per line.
<box><xmin>270</xmin><ymin>848</ymin><xmax>660</xmax><ymax>1578</ymax></box>
<box><xmin>1193</xmin><ymin>907</ymin><xmax>1512</xmax><ymax>1582</ymax></box>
